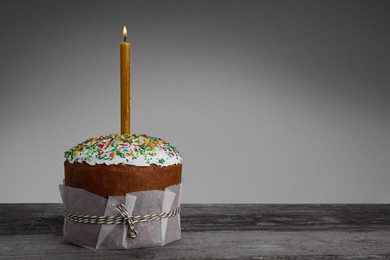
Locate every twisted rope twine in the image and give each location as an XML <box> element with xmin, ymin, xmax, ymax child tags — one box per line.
<box><xmin>64</xmin><ymin>203</ymin><xmax>181</xmax><ymax>238</ymax></box>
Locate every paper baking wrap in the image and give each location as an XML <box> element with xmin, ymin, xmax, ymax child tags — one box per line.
<box><xmin>59</xmin><ymin>183</ymin><xmax>181</xmax><ymax>250</ymax></box>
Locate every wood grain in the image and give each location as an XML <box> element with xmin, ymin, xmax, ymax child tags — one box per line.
<box><xmin>0</xmin><ymin>204</ymin><xmax>389</xmax><ymax>259</ymax></box>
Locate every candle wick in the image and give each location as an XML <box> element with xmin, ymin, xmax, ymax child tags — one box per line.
<box><xmin>124</xmin><ymin>36</ymin><xmax>127</xmax><ymax>42</ymax></box>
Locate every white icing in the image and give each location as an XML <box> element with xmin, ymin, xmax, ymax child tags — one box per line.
<box><xmin>65</xmin><ymin>134</ymin><xmax>183</xmax><ymax>167</ymax></box>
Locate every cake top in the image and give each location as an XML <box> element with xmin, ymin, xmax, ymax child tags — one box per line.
<box><xmin>65</xmin><ymin>134</ymin><xmax>182</xmax><ymax>167</ymax></box>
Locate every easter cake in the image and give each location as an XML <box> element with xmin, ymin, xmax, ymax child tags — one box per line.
<box><xmin>61</xmin><ymin>133</ymin><xmax>183</xmax><ymax>249</ymax></box>
<box><xmin>64</xmin><ymin>133</ymin><xmax>182</xmax><ymax>197</ymax></box>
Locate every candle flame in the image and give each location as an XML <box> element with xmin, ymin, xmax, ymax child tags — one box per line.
<box><xmin>123</xmin><ymin>26</ymin><xmax>127</xmax><ymax>37</ymax></box>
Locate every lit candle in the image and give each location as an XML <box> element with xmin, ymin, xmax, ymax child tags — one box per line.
<box><xmin>120</xmin><ymin>25</ymin><xmax>131</xmax><ymax>134</ymax></box>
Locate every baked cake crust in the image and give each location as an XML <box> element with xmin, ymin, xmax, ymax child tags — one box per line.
<box><xmin>64</xmin><ymin>161</ymin><xmax>182</xmax><ymax>198</ymax></box>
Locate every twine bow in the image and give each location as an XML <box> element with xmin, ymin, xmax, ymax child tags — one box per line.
<box><xmin>64</xmin><ymin>204</ymin><xmax>181</xmax><ymax>239</ymax></box>
<box><xmin>114</xmin><ymin>203</ymin><xmax>139</xmax><ymax>238</ymax></box>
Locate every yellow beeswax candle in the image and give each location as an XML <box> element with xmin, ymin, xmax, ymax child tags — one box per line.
<box><xmin>120</xmin><ymin>26</ymin><xmax>131</xmax><ymax>134</ymax></box>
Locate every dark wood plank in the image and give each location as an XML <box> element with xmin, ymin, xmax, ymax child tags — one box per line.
<box><xmin>0</xmin><ymin>231</ymin><xmax>389</xmax><ymax>259</ymax></box>
<box><xmin>0</xmin><ymin>204</ymin><xmax>389</xmax><ymax>235</ymax></box>
<box><xmin>0</xmin><ymin>204</ymin><xmax>389</xmax><ymax>259</ymax></box>
<box><xmin>0</xmin><ymin>203</ymin><xmax>64</xmax><ymax>236</ymax></box>
<box><xmin>182</xmin><ymin>204</ymin><xmax>390</xmax><ymax>232</ymax></box>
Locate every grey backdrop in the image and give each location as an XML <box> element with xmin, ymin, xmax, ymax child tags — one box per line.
<box><xmin>0</xmin><ymin>0</ymin><xmax>389</xmax><ymax>203</ymax></box>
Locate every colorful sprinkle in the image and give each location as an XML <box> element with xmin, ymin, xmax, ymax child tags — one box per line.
<box><xmin>65</xmin><ymin>133</ymin><xmax>182</xmax><ymax>167</ymax></box>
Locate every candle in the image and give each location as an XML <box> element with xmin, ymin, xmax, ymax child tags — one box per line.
<box><xmin>120</xmin><ymin>25</ymin><xmax>131</xmax><ymax>134</ymax></box>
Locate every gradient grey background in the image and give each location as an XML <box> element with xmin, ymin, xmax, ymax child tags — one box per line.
<box><xmin>0</xmin><ymin>0</ymin><xmax>389</xmax><ymax>203</ymax></box>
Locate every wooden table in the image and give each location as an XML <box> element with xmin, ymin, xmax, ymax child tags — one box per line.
<box><xmin>0</xmin><ymin>204</ymin><xmax>389</xmax><ymax>259</ymax></box>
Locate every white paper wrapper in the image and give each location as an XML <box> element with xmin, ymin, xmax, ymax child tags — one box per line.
<box><xmin>59</xmin><ymin>183</ymin><xmax>181</xmax><ymax>250</ymax></box>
